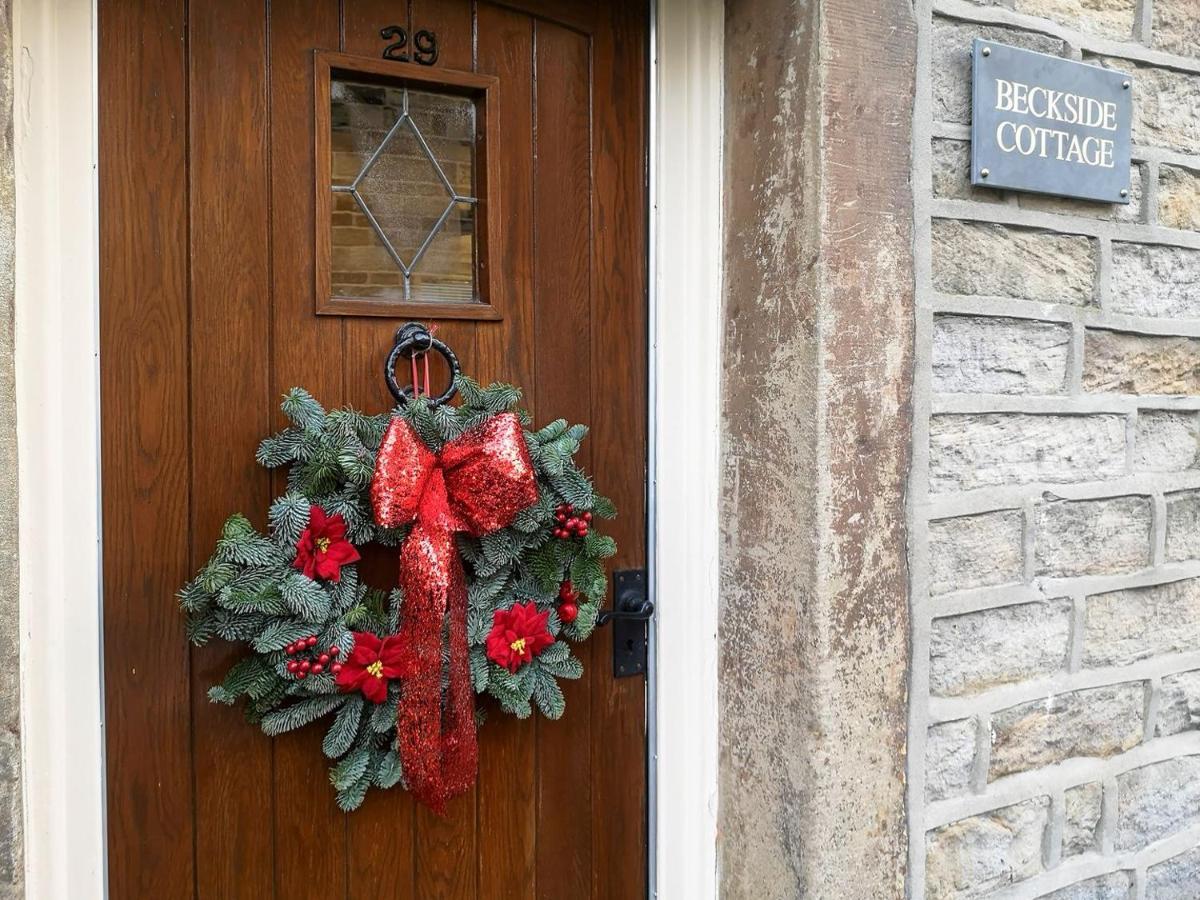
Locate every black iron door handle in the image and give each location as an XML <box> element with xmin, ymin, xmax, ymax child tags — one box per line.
<box><xmin>597</xmin><ymin>569</ymin><xmax>652</xmax><ymax>677</ymax></box>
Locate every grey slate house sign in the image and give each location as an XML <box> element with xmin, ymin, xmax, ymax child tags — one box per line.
<box><xmin>971</xmin><ymin>39</ymin><xmax>1133</xmax><ymax>203</ymax></box>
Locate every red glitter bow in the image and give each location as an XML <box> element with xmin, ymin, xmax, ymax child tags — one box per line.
<box><xmin>371</xmin><ymin>412</ymin><xmax>539</xmax><ymax>812</ymax></box>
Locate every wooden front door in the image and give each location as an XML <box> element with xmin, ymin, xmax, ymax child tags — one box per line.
<box><xmin>98</xmin><ymin>2</ymin><xmax>648</xmax><ymax>897</ymax></box>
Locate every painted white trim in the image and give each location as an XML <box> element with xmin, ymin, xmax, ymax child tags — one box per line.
<box><xmin>13</xmin><ymin>0</ymin><xmax>107</xmax><ymax>897</ymax></box>
<box><xmin>11</xmin><ymin>1</ymin><xmax>724</xmax><ymax>898</ymax></box>
<box><xmin>650</xmin><ymin>0</ymin><xmax>723</xmax><ymax>897</ymax></box>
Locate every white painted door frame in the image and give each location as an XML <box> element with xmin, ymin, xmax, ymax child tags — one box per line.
<box><xmin>12</xmin><ymin>1</ymin><xmax>723</xmax><ymax>897</ymax></box>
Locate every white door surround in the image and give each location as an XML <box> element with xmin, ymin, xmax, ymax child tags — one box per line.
<box><xmin>11</xmin><ymin>0</ymin><xmax>724</xmax><ymax>896</ymax></box>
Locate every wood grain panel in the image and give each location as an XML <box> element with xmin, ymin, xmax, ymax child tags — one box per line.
<box><xmin>187</xmin><ymin>2</ymin><xmax>276</xmax><ymax>896</ymax></box>
<box><xmin>588</xmin><ymin>5</ymin><xmax>649</xmax><ymax>897</ymax></box>
<box><xmin>474</xmin><ymin>5</ymin><xmax>538</xmax><ymax>898</ymax></box>
<box><xmin>99</xmin><ymin>1</ymin><xmax>194</xmax><ymax>896</ymax></box>
<box><xmin>531</xmin><ymin>21</ymin><xmax>595</xmax><ymax>900</ymax></box>
<box><xmin>266</xmin><ymin>2</ymin><xmax>352</xmax><ymax>895</ymax></box>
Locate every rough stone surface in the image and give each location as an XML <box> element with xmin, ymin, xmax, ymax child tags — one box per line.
<box><xmin>1062</xmin><ymin>782</ymin><xmax>1103</xmax><ymax>858</ymax></box>
<box><xmin>1134</xmin><ymin>411</ymin><xmax>1198</xmax><ymax>473</ymax></box>
<box><xmin>989</xmin><ymin>683</ymin><xmax>1146</xmax><ymax>780</ymax></box>
<box><xmin>1020</xmin><ymin>163</ymin><xmax>1143</xmax><ymax>223</ymax></box>
<box><xmin>1165</xmin><ymin>490</ymin><xmax>1200</xmax><ymax>562</ymax></box>
<box><xmin>925</xmin><ymin>797</ymin><xmax>1049</xmax><ymax>899</ymax></box>
<box><xmin>0</xmin><ymin>0</ymin><xmax>19</xmax><ymax>896</ymax></box>
<box><xmin>1035</xmin><ymin>496</ymin><xmax>1153</xmax><ymax>578</ymax></box>
<box><xmin>932</xmin><ymin>315</ymin><xmax>1070</xmax><ymax>395</ymax></box>
<box><xmin>928</xmin><ymin>510</ymin><xmax>1024</xmax><ymax>595</ymax></box>
<box><xmin>1095</xmin><ymin>57</ymin><xmax>1200</xmax><ymax>155</ymax></box>
<box><xmin>1014</xmin><ymin>0</ymin><xmax>1135</xmax><ymax>41</ymax></box>
<box><xmin>929</xmin><ymin>600</ymin><xmax>1071</xmax><ymax>697</ymax></box>
<box><xmin>932</xmin><ymin>17</ymin><xmax>1064</xmax><ymax>124</ymax></box>
<box><xmin>1039</xmin><ymin>872</ymin><xmax>1132</xmax><ymax>900</ymax></box>
<box><xmin>719</xmin><ymin>0</ymin><xmax>915</xmax><ymax>896</ymax></box>
<box><xmin>1115</xmin><ymin>755</ymin><xmax>1200</xmax><ymax>851</ymax></box>
<box><xmin>926</xmin><ymin>719</ymin><xmax>977</xmax><ymax>802</ymax></box>
<box><xmin>1083</xmin><ymin>578</ymin><xmax>1200</xmax><ymax>668</ymax></box>
<box><xmin>931</xmin><ymin>138</ymin><xmax>1003</xmax><ymax>204</ymax></box>
<box><xmin>1152</xmin><ymin>0</ymin><xmax>1200</xmax><ymax>57</ymax></box>
<box><xmin>1158</xmin><ymin>165</ymin><xmax>1200</xmax><ymax>232</ymax></box>
<box><xmin>1083</xmin><ymin>330</ymin><xmax>1200</xmax><ymax>396</ymax></box>
<box><xmin>930</xmin><ymin>414</ymin><xmax>1125</xmax><ymax>493</ymax></box>
<box><xmin>1110</xmin><ymin>243</ymin><xmax>1200</xmax><ymax>319</ymax></box>
<box><xmin>932</xmin><ymin>220</ymin><xmax>1096</xmax><ymax>306</ymax></box>
<box><xmin>1156</xmin><ymin>669</ymin><xmax>1200</xmax><ymax>737</ymax></box>
<box><xmin>1146</xmin><ymin>845</ymin><xmax>1200</xmax><ymax>898</ymax></box>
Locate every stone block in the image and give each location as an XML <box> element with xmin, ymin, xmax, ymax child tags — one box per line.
<box><xmin>1152</xmin><ymin>0</ymin><xmax>1200</xmax><ymax>60</ymax></box>
<box><xmin>1084</xmin><ymin>577</ymin><xmax>1200</xmax><ymax>667</ymax></box>
<box><xmin>1035</xmin><ymin>496</ymin><xmax>1152</xmax><ymax>578</ymax></box>
<box><xmin>1158</xmin><ymin>165</ymin><xmax>1200</xmax><ymax>232</ymax></box>
<box><xmin>1157</xmin><ymin>669</ymin><xmax>1200</xmax><ymax>737</ymax></box>
<box><xmin>932</xmin><ymin>315</ymin><xmax>1070</xmax><ymax>395</ymax></box>
<box><xmin>932</xmin><ymin>18</ymin><xmax>1065</xmax><ymax>124</ymax></box>
<box><xmin>1019</xmin><ymin>163</ymin><xmax>1143</xmax><ymax>223</ymax></box>
<box><xmin>1062</xmin><ymin>782</ymin><xmax>1103</xmax><ymax>858</ymax></box>
<box><xmin>925</xmin><ymin>797</ymin><xmax>1049</xmax><ymax>899</ymax></box>
<box><xmin>1146</xmin><ymin>845</ymin><xmax>1200</xmax><ymax>899</ymax></box>
<box><xmin>1165</xmin><ymin>490</ymin><xmax>1200</xmax><ymax>562</ymax></box>
<box><xmin>931</xmin><ymin>138</ymin><xmax>1003</xmax><ymax>204</ymax></box>
<box><xmin>989</xmin><ymin>683</ymin><xmax>1145</xmax><ymax>779</ymax></box>
<box><xmin>926</xmin><ymin>719</ymin><xmax>977</xmax><ymax>802</ymax></box>
<box><xmin>1083</xmin><ymin>330</ymin><xmax>1200</xmax><ymax>395</ymax></box>
<box><xmin>929</xmin><ymin>510</ymin><xmax>1024</xmax><ymax>595</ymax></box>
<box><xmin>1014</xmin><ymin>0</ymin><xmax>1135</xmax><ymax>41</ymax></box>
<box><xmin>932</xmin><ymin>220</ymin><xmax>1096</xmax><ymax>306</ymax></box>
<box><xmin>929</xmin><ymin>600</ymin><xmax>1071</xmax><ymax>697</ymax></box>
<box><xmin>1135</xmin><ymin>411</ymin><xmax>1198</xmax><ymax>473</ymax></box>
<box><xmin>1093</xmin><ymin>58</ymin><xmax>1200</xmax><ymax>155</ymax></box>
<box><xmin>930</xmin><ymin>414</ymin><xmax>1125</xmax><ymax>493</ymax></box>
<box><xmin>1115</xmin><ymin>755</ymin><xmax>1200</xmax><ymax>851</ymax></box>
<box><xmin>1040</xmin><ymin>872</ymin><xmax>1132</xmax><ymax>900</ymax></box>
<box><xmin>1110</xmin><ymin>243</ymin><xmax>1200</xmax><ymax>319</ymax></box>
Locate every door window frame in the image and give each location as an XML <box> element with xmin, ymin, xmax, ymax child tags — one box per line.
<box><xmin>12</xmin><ymin>0</ymin><xmax>724</xmax><ymax>897</ymax></box>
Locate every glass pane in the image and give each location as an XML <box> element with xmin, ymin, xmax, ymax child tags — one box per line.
<box><xmin>328</xmin><ymin>76</ymin><xmax>479</xmax><ymax>304</ymax></box>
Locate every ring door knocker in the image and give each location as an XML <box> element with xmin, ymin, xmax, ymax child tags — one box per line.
<box><xmin>384</xmin><ymin>322</ymin><xmax>461</xmax><ymax>406</ymax></box>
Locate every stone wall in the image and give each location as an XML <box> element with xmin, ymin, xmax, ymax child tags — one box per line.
<box><xmin>910</xmin><ymin>1</ymin><xmax>1200</xmax><ymax>897</ymax></box>
<box><xmin>0</xmin><ymin>0</ymin><xmax>19</xmax><ymax>895</ymax></box>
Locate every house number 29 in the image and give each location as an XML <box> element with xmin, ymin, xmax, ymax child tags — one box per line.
<box><xmin>380</xmin><ymin>26</ymin><xmax>439</xmax><ymax>66</ymax></box>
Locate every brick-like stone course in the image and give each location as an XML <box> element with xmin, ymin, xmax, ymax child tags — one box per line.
<box><xmin>1062</xmin><ymin>782</ymin><xmax>1103</xmax><ymax>858</ymax></box>
<box><xmin>930</xmin><ymin>414</ymin><xmax>1126</xmax><ymax>493</ymax></box>
<box><xmin>1115</xmin><ymin>755</ymin><xmax>1200</xmax><ymax>851</ymax></box>
<box><xmin>929</xmin><ymin>600</ymin><xmax>1071</xmax><ymax>697</ymax></box>
<box><xmin>932</xmin><ymin>220</ymin><xmax>1096</xmax><ymax>305</ymax></box>
<box><xmin>1083</xmin><ymin>578</ymin><xmax>1200</xmax><ymax>668</ymax></box>
<box><xmin>932</xmin><ymin>315</ymin><xmax>1070</xmax><ymax>395</ymax></box>
<box><xmin>925</xmin><ymin>798</ymin><xmax>1050</xmax><ymax>900</ymax></box>
<box><xmin>989</xmin><ymin>683</ymin><xmax>1145</xmax><ymax>779</ymax></box>
<box><xmin>913</xmin><ymin>1</ymin><xmax>1200</xmax><ymax>896</ymax></box>
<box><xmin>1035</xmin><ymin>496</ymin><xmax>1152</xmax><ymax>578</ymax></box>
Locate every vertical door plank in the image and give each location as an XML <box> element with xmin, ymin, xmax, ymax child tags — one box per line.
<box><xmin>266</xmin><ymin>3</ymin><xmax>352</xmax><ymax>898</ymax></box>
<box><xmin>531</xmin><ymin>21</ymin><xmax>595</xmax><ymax>900</ymax></box>
<box><xmin>589</xmin><ymin>4</ymin><xmax>649</xmax><ymax>897</ymax></box>
<box><xmin>474</xmin><ymin>5</ymin><xmax>538</xmax><ymax>899</ymax></box>
<box><xmin>99</xmin><ymin>1</ymin><xmax>195</xmax><ymax>896</ymax></box>
<box><xmin>187</xmin><ymin>2</ymin><xmax>276</xmax><ymax>897</ymax></box>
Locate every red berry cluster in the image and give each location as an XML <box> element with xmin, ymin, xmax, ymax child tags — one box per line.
<box><xmin>284</xmin><ymin>635</ymin><xmax>343</xmax><ymax>680</ymax></box>
<box><xmin>552</xmin><ymin>503</ymin><xmax>592</xmax><ymax>540</ymax></box>
<box><xmin>557</xmin><ymin>580</ymin><xmax>579</xmax><ymax>623</ymax></box>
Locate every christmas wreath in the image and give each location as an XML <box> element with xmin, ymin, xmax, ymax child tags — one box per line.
<box><xmin>179</xmin><ymin>354</ymin><xmax>615</xmax><ymax>813</ymax></box>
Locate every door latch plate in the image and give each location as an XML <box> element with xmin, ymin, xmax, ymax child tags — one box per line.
<box><xmin>610</xmin><ymin>568</ymin><xmax>649</xmax><ymax>678</ymax></box>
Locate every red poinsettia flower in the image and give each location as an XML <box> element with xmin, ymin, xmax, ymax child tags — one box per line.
<box><xmin>294</xmin><ymin>505</ymin><xmax>361</xmax><ymax>582</ymax></box>
<box><xmin>334</xmin><ymin>631</ymin><xmax>416</xmax><ymax>704</ymax></box>
<box><xmin>485</xmin><ymin>601</ymin><xmax>555</xmax><ymax>673</ymax></box>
